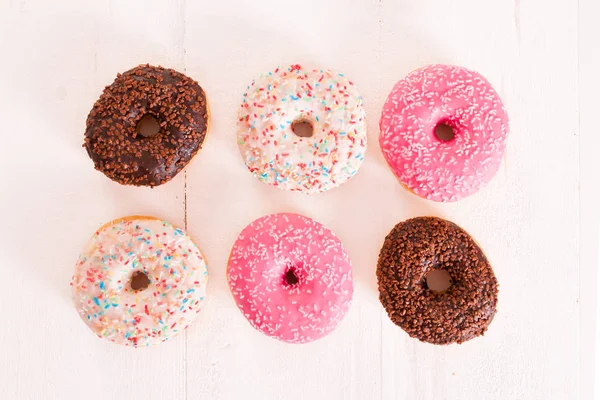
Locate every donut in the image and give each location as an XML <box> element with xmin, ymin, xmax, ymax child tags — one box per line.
<box><xmin>379</xmin><ymin>64</ymin><xmax>509</xmax><ymax>202</ymax></box>
<box><xmin>71</xmin><ymin>216</ymin><xmax>208</xmax><ymax>347</ymax></box>
<box><xmin>237</xmin><ymin>64</ymin><xmax>367</xmax><ymax>194</ymax></box>
<box><xmin>377</xmin><ymin>216</ymin><xmax>498</xmax><ymax>345</ymax></box>
<box><xmin>227</xmin><ymin>213</ymin><xmax>353</xmax><ymax>343</ymax></box>
<box><xmin>84</xmin><ymin>64</ymin><xmax>209</xmax><ymax>187</ymax></box>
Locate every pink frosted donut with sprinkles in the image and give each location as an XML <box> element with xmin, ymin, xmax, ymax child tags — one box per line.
<box><xmin>379</xmin><ymin>64</ymin><xmax>509</xmax><ymax>202</ymax></box>
<box><xmin>237</xmin><ymin>64</ymin><xmax>367</xmax><ymax>194</ymax></box>
<box><xmin>227</xmin><ymin>213</ymin><xmax>353</xmax><ymax>343</ymax></box>
<box><xmin>71</xmin><ymin>216</ymin><xmax>208</xmax><ymax>347</ymax></box>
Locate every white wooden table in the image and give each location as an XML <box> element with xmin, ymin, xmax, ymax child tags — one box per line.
<box><xmin>0</xmin><ymin>0</ymin><xmax>584</xmax><ymax>399</ymax></box>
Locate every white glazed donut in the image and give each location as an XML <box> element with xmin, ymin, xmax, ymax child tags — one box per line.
<box><xmin>237</xmin><ymin>64</ymin><xmax>367</xmax><ymax>194</ymax></box>
<box><xmin>71</xmin><ymin>216</ymin><xmax>208</xmax><ymax>347</ymax></box>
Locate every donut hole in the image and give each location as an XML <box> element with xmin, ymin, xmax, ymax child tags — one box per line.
<box><xmin>137</xmin><ymin>115</ymin><xmax>161</xmax><ymax>138</ymax></box>
<box><xmin>283</xmin><ymin>268</ymin><xmax>300</xmax><ymax>286</ymax></box>
<box><xmin>291</xmin><ymin>120</ymin><xmax>314</xmax><ymax>138</ymax></box>
<box><xmin>130</xmin><ymin>270</ymin><xmax>151</xmax><ymax>291</ymax></box>
<box><xmin>434</xmin><ymin>123</ymin><xmax>455</xmax><ymax>142</ymax></box>
<box><xmin>424</xmin><ymin>269</ymin><xmax>452</xmax><ymax>293</ymax></box>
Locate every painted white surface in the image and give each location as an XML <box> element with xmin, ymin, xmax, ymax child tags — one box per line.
<box><xmin>0</xmin><ymin>0</ymin><xmax>580</xmax><ymax>399</ymax></box>
<box><xmin>579</xmin><ymin>0</ymin><xmax>599</xmax><ymax>398</ymax></box>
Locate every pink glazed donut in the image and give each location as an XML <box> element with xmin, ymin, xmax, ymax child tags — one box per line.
<box><xmin>227</xmin><ymin>213</ymin><xmax>353</xmax><ymax>343</ymax></box>
<box><xmin>379</xmin><ymin>64</ymin><xmax>509</xmax><ymax>202</ymax></box>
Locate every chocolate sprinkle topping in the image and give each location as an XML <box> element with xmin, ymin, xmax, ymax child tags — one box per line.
<box><xmin>84</xmin><ymin>64</ymin><xmax>209</xmax><ymax>186</ymax></box>
<box><xmin>377</xmin><ymin>217</ymin><xmax>498</xmax><ymax>345</ymax></box>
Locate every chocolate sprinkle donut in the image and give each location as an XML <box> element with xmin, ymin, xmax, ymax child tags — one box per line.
<box><xmin>84</xmin><ymin>64</ymin><xmax>209</xmax><ymax>186</ymax></box>
<box><xmin>377</xmin><ymin>217</ymin><xmax>498</xmax><ymax>345</ymax></box>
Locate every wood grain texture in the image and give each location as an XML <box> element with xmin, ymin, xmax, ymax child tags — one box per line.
<box><xmin>0</xmin><ymin>0</ymin><xmax>579</xmax><ymax>399</ymax></box>
<box><xmin>0</xmin><ymin>1</ymin><xmax>189</xmax><ymax>399</ymax></box>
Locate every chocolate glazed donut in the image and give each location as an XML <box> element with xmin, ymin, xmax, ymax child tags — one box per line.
<box><xmin>84</xmin><ymin>64</ymin><xmax>209</xmax><ymax>186</ymax></box>
<box><xmin>377</xmin><ymin>217</ymin><xmax>498</xmax><ymax>345</ymax></box>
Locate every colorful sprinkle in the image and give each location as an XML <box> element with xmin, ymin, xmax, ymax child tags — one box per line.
<box><xmin>237</xmin><ymin>65</ymin><xmax>367</xmax><ymax>194</ymax></box>
<box><xmin>71</xmin><ymin>217</ymin><xmax>208</xmax><ymax>347</ymax></box>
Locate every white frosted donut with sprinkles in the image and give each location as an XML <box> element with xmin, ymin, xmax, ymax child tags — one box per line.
<box><xmin>227</xmin><ymin>213</ymin><xmax>353</xmax><ymax>343</ymax></box>
<box><xmin>238</xmin><ymin>64</ymin><xmax>367</xmax><ymax>194</ymax></box>
<box><xmin>71</xmin><ymin>216</ymin><xmax>208</xmax><ymax>347</ymax></box>
<box><xmin>379</xmin><ymin>64</ymin><xmax>509</xmax><ymax>202</ymax></box>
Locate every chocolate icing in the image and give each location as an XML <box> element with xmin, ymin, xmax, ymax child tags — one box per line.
<box><xmin>377</xmin><ymin>216</ymin><xmax>498</xmax><ymax>345</ymax></box>
<box><xmin>84</xmin><ymin>64</ymin><xmax>208</xmax><ymax>186</ymax></box>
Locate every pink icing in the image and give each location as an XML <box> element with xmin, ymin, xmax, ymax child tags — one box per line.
<box><xmin>227</xmin><ymin>213</ymin><xmax>353</xmax><ymax>343</ymax></box>
<box><xmin>379</xmin><ymin>64</ymin><xmax>509</xmax><ymax>202</ymax></box>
